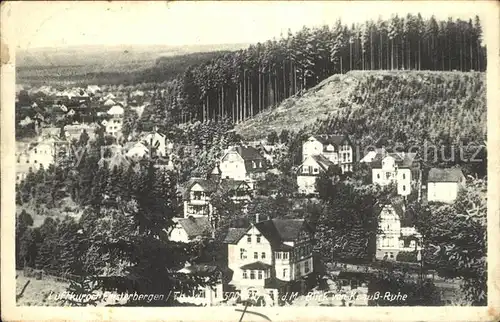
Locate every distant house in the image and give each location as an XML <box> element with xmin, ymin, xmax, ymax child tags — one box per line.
<box><xmin>370</xmin><ymin>152</ymin><xmax>420</xmax><ymax>196</ymax></box>
<box><xmin>168</xmin><ymin>217</ymin><xmax>213</xmax><ymax>243</ymax></box>
<box><xmin>302</xmin><ymin>134</ymin><xmax>354</xmax><ymax>173</ymax></box>
<box><xmin>106</xmin><ymin>105</ymin><xmax>124</xmax><ymax>138</ymax></box>
<box><xmin>427</xmin><ymin>168</ymin><xmax>466</xmax><ymax>203</ymax></box>
<box><xmin>296</xmin><ymin>154</ymin><xmax>335</xmax><ymax>195</ymax></box>
<box><xmin>224</xmin><ymin>218</ymin><xmax>314</xmax><ymax>304</ymax></box>
<box><xmin>16</xmin><ymin>136</ymin><xmax>68</xmax><ymax>182</ymax></box>
<box><xmin>103</xmin><ymin>98</ymin><xmax>117</xmax><ymax>107</ymax></box>
<box><xmin>212</xmin><ymin>145</ymin><xmax>266</xmax><ymax>190</ymax></box>
<box><xmin>142</xmin><ymin>131</ymin><xmax>167</xmax><ymax>157</ymax></box>
<box><xmin>125</xmin><ymin>142</ymin><xmax>149</xmax><ymax>160</ymax></box>
<box><xmin>375</xmin><ymin>198</ymin><xmax>422</xmax><ymax>261</ymax></box>
<box><xmin>360</xmin><ymin>148</ymin><xmax>386</xmax><ymax>163</ymax></box>
<box><xmin>97</xmin><ymin>152</ymin><xmax>131</xmax><ymax>171</ymax></box>
<box><xmin>64</xmin><ymin>123</ymin><xmax>100</xmax><ymax>142</ymax></box>
<box><xmin>180</xmin><ymin>178</ymin><xmax>253</xmax><ymax>223</ymax></box>
<box><xmin>176</xmin><ymin>264</ymin><xmax>225</xmax><ymax>306</ymax></box>
<box><xmin>181</xmin><ymin>178</ymin><xmax>218</xmax><ymax>220</ymax></box>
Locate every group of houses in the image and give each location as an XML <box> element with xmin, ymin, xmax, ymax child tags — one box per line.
<box><xmin>15</xmin><ymin>119</ymin><xmax>468</xmax><ymax>305</ymax></box>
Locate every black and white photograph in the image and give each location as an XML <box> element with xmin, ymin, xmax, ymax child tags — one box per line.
<box><xmin>1</xmin><ymin>1</ymin><xmax>499</xmax><ymax>321</ymax></box>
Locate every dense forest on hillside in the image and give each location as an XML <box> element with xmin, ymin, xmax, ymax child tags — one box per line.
<box><xmin>138</xmin><ymin>14</ymin><xmax>486</xmax><ymax>128</ymax></box>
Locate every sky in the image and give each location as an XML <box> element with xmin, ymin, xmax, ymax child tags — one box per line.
<box><xmin>5</xmin><ymin>1</ymin><xmax>494</xmax><ymax>50</ymax></box>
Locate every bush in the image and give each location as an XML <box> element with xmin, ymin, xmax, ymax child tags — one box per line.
<box><xmin>396</xmin><ymin>251</ymin><xmax>418</xmax><ymax>263</ymax></box>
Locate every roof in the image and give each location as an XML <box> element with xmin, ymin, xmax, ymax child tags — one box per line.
<box><xmin>228</xmin><ymin>145</ymin><xmax>264</xmax><ymax>161</ymax></box>
<box><xmin>177</xmin><ymin>217</ymin><xmax>212</xmax><ymax>238</ymax></box>
<box><xmin>180</xmin><ymin>178</ymin><xmax>219</xmax><ymax>199</ymax></box>
<box><xmin>309</xmin><ymin>154</ymin><xmax>335</xmax><ymax>171</ymax></box>
<box><xmin>103</xmin><ymin>99</ymin><xmax>116</xmax><ymax>106</ymax></box>
<box><xmin>311</xmin><ymin>134</ymin><xmax>350</xmax><ymax>148</ymax></box>
<box><xmin>371</xmin><ymin>152</ymin><xmax>417</xmax><ymax>168</ymax></box>
<box><xmin>178</xmin><ymin>264</ymin><xmax>220</xmax><ymax>276</ymax></box>
<box><xmin>264</xmin><ymin>277</ymin><xmax>289</xmax><ymax>289</ymax></box>
<box><xmin>428</xmin><ymin>168</ymin><xmax>464</xmax><ymax>183</ymax></box>
<box><xmin>98</xmin><ymin>153</ymin><xmax>131</xmax><ymax>170</ymax></box>
<box><xmin>374</xmin><ymin>197</ymin><xmax>405</xmax><ymax>220</ymax></box>
<box><xmin>254</xmin><ymin>219</ymin><xmax>310</xmax><ymax>248</ymax></box>
<box><xmin>240</xmin><ymin>261</ymin><xmax>272</xmax><ymax>270</ymax></box>
<box><xmin>223</xmin><ymin>228</ymin><xmax>248</xmax><ymax>244</ymax></box>
<box><xmin>107</xmin><ymin>105</ymin><xmax>124</xmax><ymax>115</ymax></box>
<box><xmin>219</xmin><ymin>179</ymin><xmax>250</xmax><ymax>194</ymax></box>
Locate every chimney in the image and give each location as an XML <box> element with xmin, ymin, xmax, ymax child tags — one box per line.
<box><xmin>255</xmin><ymin>213</ymin><xmax>260</xmax><ymax>223</ymax></box>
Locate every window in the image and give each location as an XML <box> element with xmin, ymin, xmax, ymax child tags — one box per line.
<box><xmin>283</xmin><ymin>269</ymin><xmax>287</xmax><ymax>278</ymax></box>
<box><xmin>283</xmin><ymin>252</ymin><xmax>289</xmax><ymax>260</ymax></box>
<box><xmin>34</xmin><ymin>148</ymin><xmax>38</xmax><ymax>154</ymax></box>
<box><xmin>256</xmin><ymin>235</ymin><xmax>261</xmax><ymax>243</ymax></box>
<box><xmin>389</xmin><ymin>252</ymin><xmax>394</xmax><ymax>259</ymax></box>
<box><xmin>193</xmin><ymin>191</ymin><xmax>202</xmax><ymax>200</ymax></box>
<box><xmin>302</xmin><ymin>167</ymin><xmax>308</xmax><ymax>173</ymax></box>
<box><xmin>305</xmin><ymin>260</ymin><xmax>310</xmax><ymax>273</ymax></box>
<box><xmin>247</xmin><ymin>235</ymin><xmax>251</xmax><ymax>243</ymax></box>
<box><xmin>243</xmin><ymin>270</ymin><xmax>248</xmax><ymax>279</ymax></box>
<box><xmin>377</xmin><ymin>173</ymin><xmax>380</xmax><ymax>179</ymax></box>
<box><xmin>386</xmin><ymin>172</ymin><xmax>391</xmax><ymax>179</ymax></box>
<box><xmin>240</xmin><ymin>248</ymin><xmax>247</xmax><ymax>260</ymax></box>
<box><xmin>402</xmin><ymin>173</ymin><xmax>406</xmax><ymax>179</ymax></box>
<box><xmin>402</xmin><ymin>185</ymin><xmax>406</xmax><ymax>191</ymax></box>
<box><xmin>259</xmin><ymin>162</ymin><xmax>262</xmax><ymax>168</ymax></box>
<box><xmin>252</xmin><ymin>161</ymin><xmax>256</xmax><ymax>168</ymax></box>
<box><xmin>261</xmin><ymin>252</ymin><xmax>266</xmax><ymax>259</ymax></box>
<box><xmin>313</xmin><ymin>167</ymin><xmax>319</xmax><ymax>174</ymax></box>
<box><xmin>275</xmin><ymin>252</ymin><xmax>282</xmax><ymax>260</ymax></box>
<box><xmin>250</xmin><ymin>270</ymin><xmax>255</xmax><ymax>280</ymax></box>
<box><xmin>258</xmin><ymin>271</ymin><xmax>263</xmax><ymax>280</ymax></box>
<box><xmin>26</xmin><ymin>160</ymin><xmax>29</xmax><ymax>164</ymax></box>
<box><xmin>254</xmin><ymin>252</ymin><xmax>258</xmax><ymax>259</ymax></box>
<box><xmin>308</xmin><ymin>166</ymin><xmax>313</xmax><ymax>173</ymax></box>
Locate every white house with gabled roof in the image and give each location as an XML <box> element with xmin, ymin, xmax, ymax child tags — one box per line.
<box><xmin>223</xmin><ymin>218</ymin><xmax>314</xmax><ymax>304</ymax></box>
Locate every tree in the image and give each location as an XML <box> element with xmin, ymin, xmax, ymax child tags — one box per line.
<box><xmin>267</xmin><ymin>130</ymin><xmax>279</xmax><ymax>145</ymax></box>
<box><xmin>415</xmin><ymin>179</ymin><xmax>486</xmax><ymax>305</ymax></box>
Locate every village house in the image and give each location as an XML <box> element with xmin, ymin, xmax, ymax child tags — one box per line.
<box><xmin>180</xmin><ymin>178</ymin><xmax>253</xmax><ymax>223</ymax></box>
<box><xmin>168</xmin><ymin>216</ymin><xmax>213</xmax><ymax>243</ymax></box>
<box><xmin>106</xmin><ymin>105</ymin><xmax>124</xmax><ymax>138</ymax></box>
<box><xmin>125</xmin><ymin>142</ymin><xmax>150</xmax><ymax>160</ymax></box>
<box><xmin>375</xmin><ymin>199</ymin><xmax>422</xmax><ymax>261</ymax></box>
<box><xmin>223</xmin><ymin>218</ymin><xmax>314</xmax><ymax>305</ymax></box>
<box><xmin>296</xmin><ymin>154</ymin><xmax>336</xmax><ymax>195</ymax></box>
<box><xmin>370</xmin><ymin>151</ymin><xmax>420</xmax><ymax>196</ymax></box>
<box><xmin>63</xmin><ymin>123</ymin><xmax>100</xmax><ymax>142</ymax></box>
<box><xmin>211</xmin><ymin>145</ymin><xmax>266</xmax><ymax>190</ymax></box>
<box><xmin>181</xmin><ymin>178</ymin><xmax>218</xmax><ymax>220</ymax></box>
<box><xmin>16</xmin><ymin>136</ymin><xmax>68</xmax><ymax>183</ymax></box>
<box><xmin>302</xmin><ymin>134</ymin><xmax>354</xmax><ymax>173</ymax></box>
<box><xmin>141</xmin><ymin>130</ymin><xmax>167</xmax><ymax>157</ymax></box>
<box><xmin>175</xmin><ymin>264</ymin><xmax>225</xmax><ymax>306</ymax></box>
<box><xmin>427</xmin><ymin>168</ymin><xmax>466</xmax><ymax>203</ymax></box>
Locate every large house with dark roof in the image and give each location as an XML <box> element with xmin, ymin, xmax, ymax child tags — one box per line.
<box><xmin>370</xmin><ymin>151</ymin><xmax>420</xmax><ymax>196</ymax></box>
<box><xmin>223</xmin><ymin>218</ymin><xmax>314</xmax><ymax>304</ymax></box>
<box><xmin>375</xmin><ymin>198</ymin><xmax>422</xmax><ymax>260</ymax></box>
<box><xmin>302</xmin><ymin>134</ymin><xmax>354</xmax><ymax>173</ymax></box>
<box><xmin>211</xmin><ymin>145</ymin><xmax>266</xmax><ymax>190</ymax></box>
<box><xmin>427</xmin><ymin>168</ymin><xmax>466</xmax><ymax>203</ymax></box>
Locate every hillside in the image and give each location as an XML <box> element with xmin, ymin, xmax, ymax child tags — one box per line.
<box><xmin>235</xmin><ymin>70</ymin><xmax>486</xmax><ymax>146</ymax></box>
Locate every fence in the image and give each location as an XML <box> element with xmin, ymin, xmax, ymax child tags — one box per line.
<box><xmin>22</xmin><ymin>266</ymin><xmax>81</xmax><ymax>283</ymax></box>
